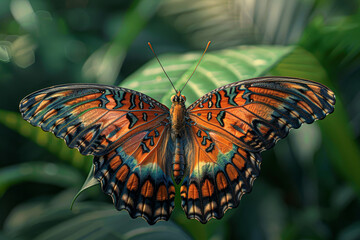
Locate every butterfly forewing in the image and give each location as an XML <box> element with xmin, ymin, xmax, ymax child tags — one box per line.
<box><xmin>187</xmin><ymin>77</ymin><xmax>335</xmax><ymax>151</ymax></box>
<box><xmin>180</xmin><ymin>77</ymin><xmax>335</xmax><ymax>222</ymax></box>
<box><xmin>19</xmin><ymin>84</ymin><xmax>175</xmax><ymax>224</ymax></box>
<box><xmin>20</xmin><ymin>85</ymin><xmax>169</xmax><ymax>155</ymax></box>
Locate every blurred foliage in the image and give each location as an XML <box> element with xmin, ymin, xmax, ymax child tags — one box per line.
<box><xmin>1</xmin><ymin>0</ymin><xmax>360</xmax><ymax>240</ymax></box>
<box><xmin>3</xmin><ymin>190</ymin><xmax>190</xmax><ymax>240</ymax></box>
<box><xmin>160</xmin><ymin>0</ymin><xmax>315</xmax><ymax>48</ymax></box>
<box><xmin>0</xmin><ymin>109</ymin><xmax>91</xmax><ymax>170</ymax></box>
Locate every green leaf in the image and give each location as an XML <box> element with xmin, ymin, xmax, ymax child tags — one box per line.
<box><xmin>0</xmin><ymin>162</ymin><xmax>83</xmax><ymax>196</ymax></box>
<box><xmin>123</xmin><ymin>46</ymin><xmax>360</xmax><ymax>194</ymax></box>
<box><xmin>120</xmin><ymin>45</ymin><xmax>360</xmax><ymax>238</ymax></box>
<box><xmin>0</xmin><ymin>109</ymin><xmax>91</xmax><ymax>170</ymax></box>
<box><xmin>71</xmin><ymin>164</ymin><xmax>99</xmax><ymax>210</ymax></box>
<box><xmin>122</xmin><ymin>45</ymin><xmax>294</xmax><ymax>106</ymax></box>
<box><xmin>36</xmin><ymin>209</ymin><xmax>191</xmax><ymax>240</ymax></box>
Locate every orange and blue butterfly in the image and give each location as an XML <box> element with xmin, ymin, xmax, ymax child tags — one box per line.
<box><xmin>19</xmin><ymin>42</ymin><xmax>335</xmax><ymax>224</ymax></box>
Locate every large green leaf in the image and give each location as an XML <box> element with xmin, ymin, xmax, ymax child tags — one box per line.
<box><xmin>122</xmin><ymin>46</ymin><xmax>360</xmax><ymax>195</ymax></box>
<box><xmin>120</xmin><ymin>45</ymin><xmax>360</xmax><ymax>239</ymax></box>
<box><xmin>4</xmin><ymin>45</ymin><xmax>359</xmax><ymax>240</ymax></box>
<box><xmin>122</xmin><ymin>45</ymin><xmax>294</xmax><ymax>106</ymax></box>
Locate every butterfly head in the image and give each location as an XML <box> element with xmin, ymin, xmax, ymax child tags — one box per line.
<box><xmin>171</xmin><ymin>91</ymin><xmax>186</xmax><ymax>104</ymax></box>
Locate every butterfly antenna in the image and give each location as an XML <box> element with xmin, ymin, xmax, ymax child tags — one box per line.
<box><xmin>148</xmin><ymin>42</ymin><xmax>177</xmax><ymax>93</ymax></box>
<box><xmin>180</xmin><ymin>41</ymin><xmax>211</xmax><ymax>92</ymax></box>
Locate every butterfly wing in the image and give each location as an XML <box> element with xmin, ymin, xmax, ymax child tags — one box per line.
<box><xmin>19</xmin><ymin>84</ymin><xmax>175</xmax><ymax>224</ymax></box>
<box><xmin>181</xmin><ymin>77</ymin><xmax>335</xmax><ymax>223</ymax></box>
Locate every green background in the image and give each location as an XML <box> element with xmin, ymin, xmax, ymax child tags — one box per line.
<box><xmin>1</xmin><ymin>0</ymin><xmax>360</xmax><ymax>239</ymax></box>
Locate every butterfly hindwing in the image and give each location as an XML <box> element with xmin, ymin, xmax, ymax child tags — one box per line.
<box><xmin>94</xmin><ymin>124</ymin><xmax>175</xmax><ymax>224</ymax></box>
<box><xmin>181</xmin><ymin>77</ymin><xmax>335</xmax><ymax>222</ymax></box>
<box><xmin>19</xmin><ymin>84</ymin><xmax>175</xmax><ymax>224</ymax></box>
<box><xmin>180</xmin><ymin>125</ymin><xmax>261</xmax><ymax>223</ymax></box>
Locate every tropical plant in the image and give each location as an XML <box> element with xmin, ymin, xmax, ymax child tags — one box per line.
<box><xmin>0</xmin><ymin>0</ymin><xmax>359</xmax><ymax>239</ymax></box>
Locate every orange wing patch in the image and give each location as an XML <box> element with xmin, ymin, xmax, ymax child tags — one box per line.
<box><xmin>141</xmin><ymin>180</ymin><xmax>154</xmax><ymax>198</ymax></box>
<box><xmin>109</xmin><ymin>156</ymin><xmax>122</xmax><ymax>170</ymax></box>
<box><xmin>116</xmin><ymin>165</ymin><xmax>129</xmax><ymax>182</ymax></box>
<box><xmin>216</xmin><ymin>172</ymin><xmax>228</xmax><ymax>191</ymax></box>
<box><xmin>64</xmin><ymin>93</ymin><xmax>102</xmax><ymax>106</ymax></box>
<box><xmin>156</xmin><ymin>185</ymin><xmax>167</xmax><ymax>201</ymax></box>
<box><xmin>201</xmin><ymin>179</ymin><xmax>214</xmax><ymax>197</ymax></box>
<box><xmin>126</xmin><ymin>173</ymin><xmax>139</xmax><ymax>191</ymax></box>
<box><xmin>188</xmin><ymin>183</ymin><xmax>199</xmax><ymax>199</ymax></box>
<box><xmin>225</xmin><ymin>164</ymin><xmax>238</xmax><ymax>181</ymax></box>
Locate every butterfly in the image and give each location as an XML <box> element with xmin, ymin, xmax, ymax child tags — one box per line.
<box><xmin>19</xmin><ymin>42</ymin><xmax>335</xmax><ymax>225</ymax></box>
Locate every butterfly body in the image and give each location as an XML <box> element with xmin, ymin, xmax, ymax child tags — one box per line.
<box><xmin>19</xmin><ymin>76</ymin><xmax>335</xmax><ymax>225</ymax></box>
<box><xmin>169</xmin><ymin>92</ymin><xmax>188</xmax><ymax>183</ymax></box>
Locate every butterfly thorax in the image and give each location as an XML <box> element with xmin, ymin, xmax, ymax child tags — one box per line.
<box><xmin>169</xmin><ymin>93</ymin><xmax>187</xmax><ymax>139</ymax></box>
<box><xmin>170</xmin><ymin>92</ymin><xmax>187</xmax><ymax>184</ymax></box>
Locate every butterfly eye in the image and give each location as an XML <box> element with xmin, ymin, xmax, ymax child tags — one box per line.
<box><xmin>171</xmin><ymin>95</ymin><xmax>181</xmax><ymax>102</ymax></box>
<box><xmin>181</xmin><ymin>95</ymin><xmax>186</xmax><ymax>102</ymax></box>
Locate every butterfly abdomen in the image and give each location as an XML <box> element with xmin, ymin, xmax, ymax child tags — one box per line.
<box><xmin>173</xmin><ymin>137</ymin><xmax>185</xmax><ymax>184</ymax></box>
<box><xmin>169</xmin><ymin>97</ymin><xmax>187</xmax><ymax>184</ymax></box>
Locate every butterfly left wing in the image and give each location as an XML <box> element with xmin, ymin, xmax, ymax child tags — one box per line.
<box><xmin>181</xmin><ymin>77</ymin><xmax>335</xmax><ymax>223</ymax></box>
<box><xmin>19</xmin><ymin>84</ymin><xmax>176</xmax><ymax>224</ymax></box>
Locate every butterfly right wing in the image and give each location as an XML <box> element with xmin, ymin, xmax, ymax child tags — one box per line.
<box><xmin>180</xmin><ymin>77</ymin><xmax>335</xmax><ymax>223</ymax></box>
<box><xmin>19</xmin><ymin>84</ymin><xmax>175</xmax><ymax>224</ymax></box>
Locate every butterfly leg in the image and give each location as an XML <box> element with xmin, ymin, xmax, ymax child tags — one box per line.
<box><xmin>173</xmin><ymin>137</ymin><xmax>186</xmax><ymax>184</ymax></box>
